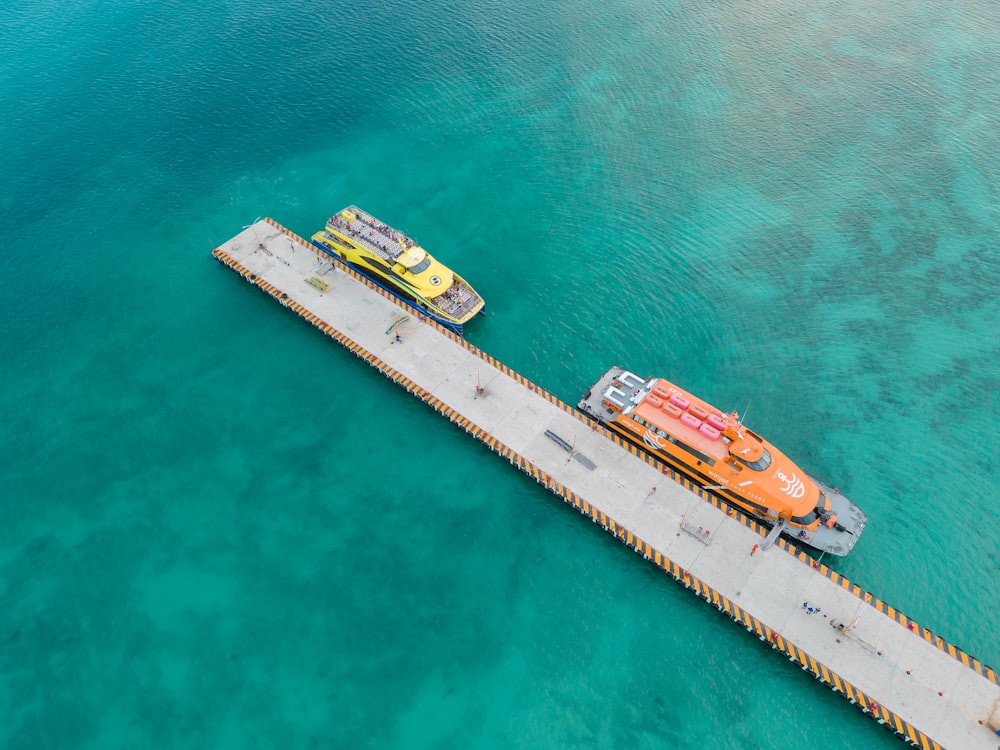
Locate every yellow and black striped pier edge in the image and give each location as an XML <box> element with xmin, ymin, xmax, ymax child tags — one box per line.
<box><xmin>210</xmin><ymin>218</ymin><xmax>1000</xmax><ymax>750</ymax></box>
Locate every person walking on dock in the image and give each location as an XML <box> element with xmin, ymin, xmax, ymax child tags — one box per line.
<box><xmin>750</xmin><ymin>544</ymin><xmax>760</xmax><ymax>556</ymax></box>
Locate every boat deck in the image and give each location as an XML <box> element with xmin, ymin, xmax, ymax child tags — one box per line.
<box><xmin>432</xmin><ymin>277</ymin><xmax>481</xmax><ymax>320</ymax></box>
<box><xmin>326</xmin><ymin>205</ymin><xmax>414</xmax><ymax>260</ymax></box>
<box><xmin>212</xmin><ymin>219</ymin><xmax>1000</xmax><ymax>750</ymax></box>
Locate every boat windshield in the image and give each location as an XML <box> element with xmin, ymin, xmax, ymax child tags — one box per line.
<box><xmin>409</xmin><ymin>257</ymin><xmax>432</xmax><ymax>274</ymax></box>
<box><xmin>792</xmin><ymin>509</ymin><xmax>819</xmax><ymax>524</ymax></box>
<box><xmin>734</xmin><ymin>447</ymin><xmax>772</xmax><ymax>472</ymax></box>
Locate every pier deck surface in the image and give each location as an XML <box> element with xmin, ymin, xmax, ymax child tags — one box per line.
<box><xmin>215</xmin><ymin>221</ymin><xmax>1000</xmax><ymax>750</ymax></box>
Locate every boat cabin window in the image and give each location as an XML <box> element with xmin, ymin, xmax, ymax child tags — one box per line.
<box><xmin>629</xmin><ymin>415</ymin><xmax>716</xmax><ymax>466</ymax></box>
<box><xmin>733</xmin><ymin>447</ymin><xmax>772</xmax><ymax>472</ymax></box>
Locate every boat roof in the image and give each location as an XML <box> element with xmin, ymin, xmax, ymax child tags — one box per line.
<box><xmin>633</xmin><ymin>381</ymin><xmax>732</xmax><ymax>461</ymax></box>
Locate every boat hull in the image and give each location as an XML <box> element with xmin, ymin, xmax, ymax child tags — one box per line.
<box><xmin>578</xmin><ymin>367</ymin><xmax>867</xmax><ymax>556</ymax></box>
<box><xmin>604</xmin><ymin>415</ymin><xmax>864</xmax><ymax>555</ymax></box>
<box><xmin>311</xmin><ymin>239</ymin><xmax>465</xmax><ymax>334</ymax></box>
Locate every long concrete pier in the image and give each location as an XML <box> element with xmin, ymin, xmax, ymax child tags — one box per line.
<box><xmin>213</xmin><ymin>219</ymin><xmax>1000</xmax><ymax>750</ymax></box>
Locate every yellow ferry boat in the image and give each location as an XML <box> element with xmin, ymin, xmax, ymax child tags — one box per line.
<box><xmin>310</xmin><ymin>206</ymin><xmax>484</xmax><ymax>334</ymax></box>
<box><xmin>579</xmin><ymin>367</ymin><xmax>867</xmax><ymax>555</ymax></box>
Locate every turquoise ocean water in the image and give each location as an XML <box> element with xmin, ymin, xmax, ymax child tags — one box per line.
<box><xmin>2</xmin><ymin>0</ymin><xmax>998</xmax><ymax>747</ymax></box>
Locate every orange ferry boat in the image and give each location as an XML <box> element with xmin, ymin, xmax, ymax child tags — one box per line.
<box><xmin>578</xmin><ymin>367</ymin><xmax>867</xmax><ymax>555</ymax></box>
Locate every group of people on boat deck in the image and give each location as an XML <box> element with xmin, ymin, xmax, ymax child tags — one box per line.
<box><xmin>436</xmin><ymin>281</ymin><xmax>474</xmax><ymax>313</ymax></box>
<box><xmin>345</xmin><ymin>211</ymin><xmax>415</xmax><ymax>249</ymax></box>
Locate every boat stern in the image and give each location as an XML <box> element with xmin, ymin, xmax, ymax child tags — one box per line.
<box><xmin>578</xmin><ymin>367</ymin><xmax>648</xmax><ymax>423</ymax></box>
<box><xmin>796</xmin><ymin>480</ymin><xmax>868</xmax><ymax>556</ymax></box>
